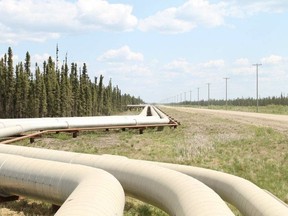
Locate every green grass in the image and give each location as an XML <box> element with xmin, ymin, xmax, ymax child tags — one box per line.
<box><xmin>1</xmin><ymin>106</ymin><xmax>288</xmax><ymax>215</ymax></box>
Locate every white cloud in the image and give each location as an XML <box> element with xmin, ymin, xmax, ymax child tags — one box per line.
<box><xmin>234</xmin><ymin>58</ymin><xmax>250</xmax><ymax>66</ymax></box>
<box><xmin>261</xmin><ymin>55</ymin><xmax>285</xmax><ymax>65</ymax></box>
<box><xmin>201</xmin><ymin>59</ymin><xmax>225</xmax><ymax>68</ymax></box>
<box><xmin>138</xmin><ymin>8</ymin><xmax>196</xmax><ymax>33</ymax></box>
<box><xmin>113</xmin><ymin>64</ymin><xmax>151</xmax><ymax>77</ymax></box>
<box><xmin>163</xmin><ymin>58</ymin><xmax>193</xmax><ymax>73</ymax></box>
<box><xmin>0</xmin><ymin>0</ymin><xmax>137</xmax><ymax>43</ymax></box>
<box><xmin>32</xmin><ymin>53</ymin><xmax>51</xmax><ymax>65</ymax></box>
<box><xmin>176</xmin><ymin>0</ymin><xmax>226</xmax><ymax>27</ymax></box>
<box><xmin>139</xmin><ymin>0</ymin><xmax>288</xmax><ymax>33</ymax></box>
<box><xmin>1</xmin><ymin>0</ymin><xmax>287</xmax><ymax>42</ymax></box>
<box><xmin>76</xmin><ymin>0</ymin><xmax>137</xmax><ymax>31</ymax></box>
<box><xmin>224</xmin><ymin>0</ymin><xmax>288</xmax><ymax>17</ymax></box>
<box><xmin>139</xmin><ymin>0</ymin><xmax>226</xmax><ymax>33</ymax></box>
<box><xmin>97</xmin><ymin>46</ymin><xmax>144</xmax><ymax>62</ymax></box>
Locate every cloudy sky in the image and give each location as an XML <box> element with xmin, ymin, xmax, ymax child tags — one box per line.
<box><xmin>0</xmin><ymin>0</ymin><xmax>287</xmax><ymax>103</ymax></box>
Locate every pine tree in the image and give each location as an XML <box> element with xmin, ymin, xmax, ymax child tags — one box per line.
<box><xmin>14</xmin><ymin>64</ymin><xmax>22</xmax><ymax>117</ymax></box>
<box><xmin>34</xmin><ymin>64</ymin><xmax>42</xmax><ymax>117</ymax></box>
<box><xmin>79</xmin><ymin>63</ymin><xmax>92</xmax><ymax>116</ymax></box>
<box><xmin>91</xmin><ymin>77</ymin><xmax>98</xmax><ymax>115</ymax></box>
<box><xmin>0</xmin><ymin>57</ymin><xmax>4</xmax><ymax>117</ymax></box>
<box><xmin>60</xmin><ymin>63</ymin><xmax>72</xmax><ymax>116</ymax></box>
<box><xmin>70</xmin><ymin>63</ymin><xmax>79</xmax><ymax>116</ymax></box>
<box><xmin>24</xmin><ymin>52</ymin><xmax>32</xmax><ymax>117</ymax></box>
<box><xmin>0</xmin><ymin>47</ymin><xmax>144</xmax><ymax>118</ymax></box>
<box><xmin>7</xmin><ymin>47</ymin><xmax>15</xmax><ymax>117</ymax></box>
<box><xmin>45</xmin><ymin>57</ymin><xmax>60</xmax><ymax>117</ymax></box>
<box><xmin>97</xmin><ymin>75</ymin><xmax>104</xmax><ymax>115</ymax></box>
<box><xmin>39</xmin><ymin>66</ymin><xmax>47</xmax><ymax>117</ymax></box>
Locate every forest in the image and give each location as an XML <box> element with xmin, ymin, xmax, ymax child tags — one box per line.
<box><xmin>0</xmin><ymin>47</ymin><xmax>144</xmax><ymax>118</ymax></box>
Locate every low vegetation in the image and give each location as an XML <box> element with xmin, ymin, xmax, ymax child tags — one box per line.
<box><xmin>1</xmin><ymin>107</ymin><xmax>287</xmax><ymax>215</ymax></box>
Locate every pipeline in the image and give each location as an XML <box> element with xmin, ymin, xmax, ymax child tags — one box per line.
<box><xmin>1</xmin><ymin>144</ymin><xmax>287</xmax><ymax>215</ymax></box>
<box><xmin>0</xmin><ymin>144</ymin><xmax>234</xmax><ymax>216</ymax></box>
<box><xmin>0</xmin><ymin>106</ymin><xmax>170</xmax><ymax>138</ymax></box>
<box><xmin>143</xmin><ymin>161</ymin><xmax>288</xmax><ymax>216</ymax></box>
<box><xmin>0</xmin><ymin>153</ymin><xmax>125</xmax><ymax>216</ymax></box>
<box><xmin>1</xmin><ymin>106</ymin><xmax>286</xmax><ymax>215</ymax></box>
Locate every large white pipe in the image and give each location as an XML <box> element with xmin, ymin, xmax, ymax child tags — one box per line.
<box><xmin>152</xmin><ymin>106</ymin><xmax>170</xmax><ymax>119</ymax></box>
<box><xmin>0</xmin><ymin>114</ymin><xmax>170</xmax><ymax>138</ymax></box>
<box><xmin>0</xmin><ymin>105</ymin><xmax>156</xmax><ymax>129</ymax></box>
<box><xmin>1</xmin><ymin>144</ymin><xmax>287</xmax><ymax>215</ymax></box>
<box><xmin>0</xmin><ymin>153</ymin><xmax>125</xmax><ymax>216</ymax></box>
<box><xmin>143</xmin><ymin>161</ymin><xmax>288</xmax><ymax>216</ymax></box>
<box><xmin>0</xmin><ymin>144</ymin><xmax>234</xmax><ymax>216</ymax></box>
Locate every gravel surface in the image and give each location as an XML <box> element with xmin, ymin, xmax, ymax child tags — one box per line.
<box><xmin>170</xmin><ymin>106</ymin><xmax>288</xmax><ymax>132</ymax></box>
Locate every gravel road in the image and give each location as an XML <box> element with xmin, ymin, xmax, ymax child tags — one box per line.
<box><xmin>166</xmin><ymin>106</ymin><xmax>288</xmax><ymax>132</ymax></box>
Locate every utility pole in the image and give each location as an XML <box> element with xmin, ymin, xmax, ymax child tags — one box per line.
<box><xmin>56</xmin><ymin>44</ymin><xmax>59</xmax><ymax>72</ymax></box>
<box><xmin>223</xmin><ymin>77</ymin><xmax>230</xmax><ymax>110</ymax></box>
<box><xmin>197</xmin><ymin>87</ymin><xmax>200</xmax><ymax>106</ymax></box>
<box><xmin>190</xmin><ymin>90</ymin><xmax>192</xmax><ymax>103</ymax></box>
<box><xmin>184</xmin><ymin>92</ymin><xmax>186</xmax><ymax>104</ymax></box>
<box><xmin>253</xmin><ymin>63</ymin><xmax>262</xmax><ymax>112</ymax></box>
<box><xmin>207</xmin><ymin>83</ymin><xmax>210</xmax><ymax>107</ymax></box>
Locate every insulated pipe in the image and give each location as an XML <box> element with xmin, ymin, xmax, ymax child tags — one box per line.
<box><xmin>0</xmin><ymin>144</ymin><xmax>234</xmax><ymax>216</ymax></box>
<box><xmin>0</xmin><ymin>105</ymin><xmax>155</xmax><ymax>129</ymax></box>
<box><xmin>0</xmin><ymin>121</ymin><xmax>69</xmax><ymax>138</ymax></box>
<box><xmin>0</xmin><ymin>153</ymin><xmax>125</xmax><ymax>216</ymax></box>
<box><xmin>144</xmin><ymin>161</ymin><xmax>288</xmax><ymax>216</ymax></box>
<box><xmin>1</xmin><ymin>144</ymin><xmax>287</xmax><ymax>215</ymax></box>
<box><xmin>0</xmin><ymin>115</ymin><xmax>170</xmax><ymax>138</ymax></box>
<box><xmin>153</xmin><ymin>106</ymin><xmax>170</xmax><ymax>119</ymax></box>
<box><xmin>139</xmin><ymin>105</ymin><xmax>149</xmax><ymax>116</ymax></box>
<box><xmin>0</xmin><ymin>125</ymin><xmax>24</xmax><ymax>137</ymax></box>
<box><xmin>150</xmin><ymin>106</ymin><xmax>161</xmax><ymax>117</ymax></box>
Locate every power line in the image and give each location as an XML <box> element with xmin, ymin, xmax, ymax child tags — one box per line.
<box><xmin>253</xmin><ymin>63</ymin><xmax>262</xmax><ymax>112</ymax></box>
<box><xmin>223</xmin><ymin>77</ymin><xmax>230</xmax><ymax>109</ymax></box>
<box><xmin>197</xmin><ymin>87</ymin><xmax>200</xmax><ymax>106</ymax></box>
<box><xmin>207</xmin><ymin>83</ymin><xmax>210</xmax><ymax>106</ymax></box>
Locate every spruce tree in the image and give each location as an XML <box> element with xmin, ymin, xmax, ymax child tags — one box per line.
<box><xmin>7</xmin><ymin>47</ymin><xmax>15</xmax><ymax>117</ymax></box>
<box><xmin>97</xmin><ymin>75</ymin><xmax>104</xmax><ymax>115</ymax></box>
<box><xmin>70</xmin><ymin>63</ymin><xmax>80</xmax><ymax>116</ymax></box>
<box><xmin>0</xmin><ymin>58</ymin><xmax>4</xmax><ymax>117</ymax></box>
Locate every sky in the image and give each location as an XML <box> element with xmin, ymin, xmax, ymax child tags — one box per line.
<box><xmin>0</xmin><ymin>0</ymin><xmax>288</xmax><ymax>103</ymax></box>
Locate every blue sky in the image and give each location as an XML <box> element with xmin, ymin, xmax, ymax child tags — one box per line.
<box><xmin>0</xmin><ymin>0</ymin><xmax>288</xmax><ymax>103</ymax></box>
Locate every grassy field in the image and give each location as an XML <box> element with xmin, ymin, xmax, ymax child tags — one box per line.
<box><xmin>1</xmin><ymin>107</ymin><xmax>288</xmax><ymax>215</ymax></box>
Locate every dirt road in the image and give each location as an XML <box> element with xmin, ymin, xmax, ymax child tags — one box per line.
<box><xmin>167</xmin><ymin>106</ymin><xmax>288</xmax><ymax>132</ymax></box>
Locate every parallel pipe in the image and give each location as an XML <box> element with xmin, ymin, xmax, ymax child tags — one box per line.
<box><xmin>0</xmin><ymin>112</ymin><xmax>170</xmax><ymax>138</ymax></box>
<box><xmin>144</xmin><ymin>161</ymin><xmax>288</xmax><ymax>216</ymax></box>
<box><xmin>1</xmin><ymin>144</ymin><xmax>287</xmax><ymax>215</ymax></box>
<box><xmin>0</xmin><ymin>153</ymin><xmax>125</xmax><ymax>216</ymax></box>
<box><xmin>0</xmin><ymin>144</ymin><xmax>234</xmax><ymax>216</ymax></box>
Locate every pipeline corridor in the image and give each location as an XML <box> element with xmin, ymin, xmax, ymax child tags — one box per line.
<box><xmin>0</xmin><ymin>105</ymin><xmax>287</xmax><ymax>215</ymax></box>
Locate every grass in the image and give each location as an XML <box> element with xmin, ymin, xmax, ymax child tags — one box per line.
<box><xmin>1</xmin><ymin>106</ymin><xmax>288</xmax><ymax>215</ymax></box>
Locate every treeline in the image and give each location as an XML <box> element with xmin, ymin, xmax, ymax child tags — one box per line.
<box><xmin>175</xmin><ymin>95</ymin><xmax>288</xmax><ymax>107</ymax></box>
<box><xmin>0</xmin><ymin>47</ymin><xmax>144</xmax><ymax>118</ymax></box>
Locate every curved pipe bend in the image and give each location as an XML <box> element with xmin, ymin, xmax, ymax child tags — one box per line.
<box><xmin>0</xmin><ymin>153</ymin><xmax>125</xmax><ymax>216</ymax></box>
<box><xmin>0</xmin><ymin>144</ymin><xmax>233</xmax><ymax>216</ymax></box>
<box><xmin>145</xmin><ymin>161</ymin><xmax>288</xmax><ymax>216</ymax></box>
<box><xmin>0</xmin><ymin>144</ymin><xmax>287</xmax><ymax>215</ymax></box>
